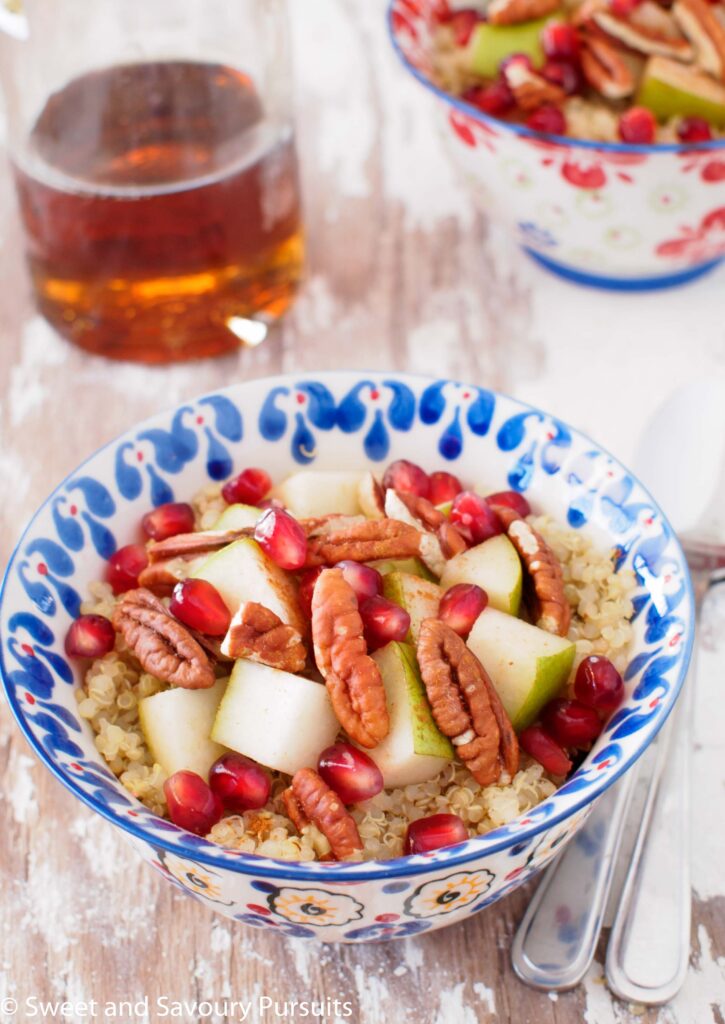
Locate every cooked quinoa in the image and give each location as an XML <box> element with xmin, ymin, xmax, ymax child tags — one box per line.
<box><xmin>77</xmin><ymin>506</ymin><xmax>635</xmax><ymax>861</ymax></box>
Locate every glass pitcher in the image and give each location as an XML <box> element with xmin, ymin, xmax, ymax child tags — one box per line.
<box><xmin>0</xmin><ymin>0</ymin><xmax>303</xmax><ymax>363</ymax></box>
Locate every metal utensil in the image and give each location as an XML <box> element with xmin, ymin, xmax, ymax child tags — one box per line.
<box><xmin>605</xmin><ymin>568</ymin><xmax>725</xmax><ymax>1002</ymax></box>
<box><xmin>511</xmin><ymin>769</ymin><xmax>638</xmax><ymax>990</ymax></box>
<box><xmin>605</xmin><ymin>664</ymin><xmax>692</xmax><ymax>1003</ymax></box>
<box><xmin>607</xmin><ymin>374</ymin><xmax>725</xmax><ymax>1003</ymax></box>
<box><xmin>513</xmin><ymin>375</ymin><xmax>725</xmax><ymax>998</ymax></box>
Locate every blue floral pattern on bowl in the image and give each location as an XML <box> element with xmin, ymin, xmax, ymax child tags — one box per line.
<box><xmin>0</xmin><ymin>372</ymin><xmax>694</xmax><ymax>942</ymax></box>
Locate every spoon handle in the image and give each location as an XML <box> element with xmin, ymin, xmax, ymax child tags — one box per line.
<box><xmin>605</xmin><ymin>671</ymin><xmax>692</xmax><ymax>1004</ymax></box>
<box><xmin>511</xmin><ymin>767</ymin><xmax>638</xmax><ymax>991</ymax></box>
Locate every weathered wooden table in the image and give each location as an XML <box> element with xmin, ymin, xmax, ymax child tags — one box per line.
<box><xmin>1</xmin><ymin>2</ymin><xmax>724</xmax><ymax>1021</ymax></box>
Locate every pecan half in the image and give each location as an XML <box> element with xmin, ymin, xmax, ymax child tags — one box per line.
<box><xmin>147</xmin><ymin>528</ymin><xmax>252</xmax><ymax>564</ymax></box>
<box><xmin>488</xmin><ymin>0</ymin><xmax>559</xmax><ymax>26</ymax></box>
<box><xmin>357</xmin><ymin>472</ymin><xmax>386</xmax><ymax>519</ymax></box>
<box><xmin>502</xmin><ymin>60</ymin><xmax>567</xmax><ymax>110</ymax></box>
<box><xmin>112</xmin><ymin>588</ymin><xmax>215</xmax><ymax>689</ymax></box>
<box><xmin>593</xmin><ymin>2</ymin><xmax>693</xmax><ymax>60</ymax></box>
<box><xmin>283</xmin><ymin>768</ymin><xmax>363</xmax><ymax>860</ymax></box>
<box><xmin>580</xmin><ymin>32</ymin><xmax>636</xmax><ymax>98</ymax></box>
<box><xmin>220</xmin><ymin>601</ymin><xmax>307</xmax><ymax>673</ymax></box>
<box><xmin>492</xmin><ymin>506</ymin><xmax>571</xmax><ymax>637</ymax></box>
<box><xmin>673</xmin><ymin>0</ymin><xmax>725</xmax><ymax>78</ymax></box>
<box><xmin>417</xmin><ymin>620</ymin><xmax>519</xmax><ymax>786</ymax></box>
<box><xmin>311</xmin><ymin>568</ymin><xmax>389</xmax><ymax>747</ymax></box>
<box><xmin>304</xmin><ymin>517</ymin><xmax>423</xmax><ymax>568</ymax></box>
<box><xmin>281</xmin><ymin>786</ymin><xmax>309</xmax><ymax>833</ymax></box>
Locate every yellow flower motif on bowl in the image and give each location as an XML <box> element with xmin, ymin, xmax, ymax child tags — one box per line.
<box><xmin>404</xmin><ymin>869</ymin><xmax>494</xmax><ymax>919</ymax></box>
<box><xmin>162</xmin><ymin>852</ymin><xmax>224</xmax><ymax>902</ymax></box>
<box><xmin>269</xmin><ymin>886</ymin><xmax>364</xmax><ymax>927</ymax></box>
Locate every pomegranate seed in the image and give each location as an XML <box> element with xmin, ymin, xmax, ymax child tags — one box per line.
<box><xmin>222</xmin><ymin>467</ymin><xmax>272</xmax><ymax>506</ymax></box>
<box><xmin>542</xmin><ymin>22</ymin><xmax>580</xmax><ymax>62</ymax></box>
<box><xmin>359</xmin><ymin>595</ymin><xmax>410</xmax><ymax>651</ymax></box>
<box><xmin>164</xmin><ymin>770</ymin><xmax>224</xmax><ymax>835</ymax></box>
<box><xmin>486</xmin><ymin>490</ymin><xmax>531</xmax><ymax>517</ymax></box>
<box><xmin>404</xmin><ymin>813</ymin><xmax>468</xmax><ymax>854</ymax></box>
<box><xmin>574</xmin><ymin>656</ymin><xmax>624</xmax><ymax>712</ymax></box>
<box><xmin>106</xmin><ymin>543</ymin><xmax>148</xmax><ymax>594</ymax></box>
<box><xmin>520</xmin><ymin>725</ymin><xmax>573</xmax><ymax>776</ymax></box>
<box><xmin>298</xmin><ymin>567</ymin><xmax>323</xmax><ymax>619</ymax></box>
<box><xmin>462</xmin><ymin>80</ymin><xmax>514</xmax><ymax>116</ymax></box>
<box><xmin>500</xmin><ymin>52</ymin><xmax>535</xmax><ymax>75</ymax></box>
<box><xmin>542</xmin><ymin>59</ymin><xmax>583</xmax><ymax>95</ymax></box>
<box><xmin>449</xmin><ymin>8</ymin><xmax>480</xmax><ymax>46</ymax></box>
<box><xmin>610</xmin><ymin>0</ymin><xmax>642</xmax><ymax>15</ymax></box>
<box><xmin>449</xmin><ymin>491</ymin><xmax>502</xmax><ymax>545</ymax></box>
<box><xmin>382</xmin><ymin>459</ymin><xmax>431</xmax><ymax>499</ymax></box>
<box><xmin>619</xmin><ymin>107</ymin><xmax>656</xmax><ymax>144</ymax></box>
<box><xmin>170</xmin><ymin>579</ymin><xmax>231</xmax><ymax>636</ymax></box>
<box><xmin>432</xmin><ymin>0</ymin><xmax>452</xmax><ymax>23</ymax></box>
<box><xmin>64</xmin><ymin>614</ymin><xmax>115</xmax><ymax>658</ymax></box>
<box><xmin>439</xmin><ymin>584</ymin><xmax>488</xmax><ymax>637</ymax></box>
<box><xmin>141</xmin><ymin>502</ymin><xmax>195</xmax><ymax>542</ymax></box>
<box><xmin>429</xmin><ymin>471</ymin><xmax>464</xmax><ymax>506</ymax></box>
<box><xmin>542</xmin><ymin>698</ymin><xmax>603</xmax><ymax>747</ymax></box>
<box><xmin>526</xmin><ymin>105</ymin><xmax>567</xmax><ymax>135</ymax></box>
<box><xmin>254</xmin><ymin>508</ymin><xmax>307</xmax><ymax>570</ymax></box>
<box><xmin>209</xmin><ymin>753</ymin><xmax>271</xmax><ymax>812</ymax></box>
<box><xmin>318</xmin><ymin>742</ymin><xmax>384</xmax><ymax>804</ymax></box>
<box><xmin>335</xmin><ymin>560</ymin><xmax>383</xmax><ymax>602</ymax></box>
<box><xmin>677</xmin><ymin>116</ymin><xmax>713</xmax><ymax>143</ymax></box>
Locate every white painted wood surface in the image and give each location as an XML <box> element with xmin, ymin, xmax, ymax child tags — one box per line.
<box><xmin>1</xmin><ymin>1</ymin><xmax>724</xmax><ymax>1021</ymax></box>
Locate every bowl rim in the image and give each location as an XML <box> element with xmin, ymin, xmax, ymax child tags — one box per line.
<box><xmin>0</xmin><ymin>370</ymin><xmax>695</xmax><ymax>881</ymax></box>
<box><xmin>386</xmin><ymin>0</ymin><xmax>725</xmax><ymax>156</ymax></box>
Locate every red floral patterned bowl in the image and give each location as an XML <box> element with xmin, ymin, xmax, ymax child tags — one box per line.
<box><xmin>388</xmin><ymin>0</ymin><xmax>725</xmax><ymax>290</ymax></box>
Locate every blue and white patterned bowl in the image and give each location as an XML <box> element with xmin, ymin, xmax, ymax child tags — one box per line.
<box><xmin>0</xmin><ymin>372</ymin><xmax>694</xmax><ymax>942</ymax></box>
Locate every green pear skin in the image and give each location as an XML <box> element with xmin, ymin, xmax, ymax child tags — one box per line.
<box><xmin>469</xmin><ymin>15</ymin><xmax>557</xmax><ymax>79</ymax></box>
<box><xmin>369</xmin><ymin>642</ymin><xmax>453</xmax><ymax>787</ymax></box>
<box><xmin>467</xmin><ymin>607</ymin><xmax>575</xmax><ymax>731</ymax></box>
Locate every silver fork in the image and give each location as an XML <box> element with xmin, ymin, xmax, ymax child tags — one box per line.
<box><xmin>511</xmin><ymin>571</ymin><xmax>705</xmax><ymax>999</ymax></box>
<box><xmin>512</xmin><ymin>373</ymin><xmax>725</xmax><ymax>1000</ymax></box>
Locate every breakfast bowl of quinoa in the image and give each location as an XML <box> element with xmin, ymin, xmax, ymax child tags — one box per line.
<box><xmin>389</xmin><ymin>0</ymin><xmax>725</xmax><ymax>289</ymax></box>
<box><xmin>0</xmin><ymin>371</ymin><xmax>694</xmax><ymax>941</ymax></box>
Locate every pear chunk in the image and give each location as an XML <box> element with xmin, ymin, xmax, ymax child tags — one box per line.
<box><xmin>382</xmin><ymin>572</ymin><xmax>442</xmax><ymax>644</ymax></box>
<box><xmin>440</xmin><ymin>534</ymin><xmax>523</xmax><ymax>616</ymax></box>
<box><xmin>469</xmin><ymin>15</ymin><xmax>557</xmax><ymax>79</ymax></box>
<box><xmin>212</xmin><ymin>503</ymin><xmax>261</xmax><ymax>530</ymax></box>
<box><xmin>139</xmin><ymin>677</ymin><xmax>229</xmax><ymax>780</ymax></box>
<box><xmin>467</xmin><ymin>608</ymin><xmax>575</xmax><ymax>731</ymax></box>
<box><xmin>211</xmin><ymin>660</ymin><xmax>339</xmax><ymax>775</ymax></box>
<box><xmin>637</xmin><ymin>56</ymin><xmax>725</xmax><ymax>125</ymax></box>
<box><xmin>368</xmin><ymin>642</ymin><xmax>454</xmax><ymax>787</ymax></box>
<box><xmin>192</xmin><ymin>538</ymin><xmax>304</xmax><ymax>633</ymax></box>
<box><xmin>369</xmin><ymin>557</ymin><xmax>436</xmax><ymax>582</ymax></box>
<box><xmin>274</xmin><ymin>470</ymin><xmax>365</xmax><ymax>518</ymax></box>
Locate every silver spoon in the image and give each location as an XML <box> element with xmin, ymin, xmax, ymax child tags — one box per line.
<box><xmin>512</xmin><ymin>376</ymin><xmax>725</xmax><ymax>997</ymax></box>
